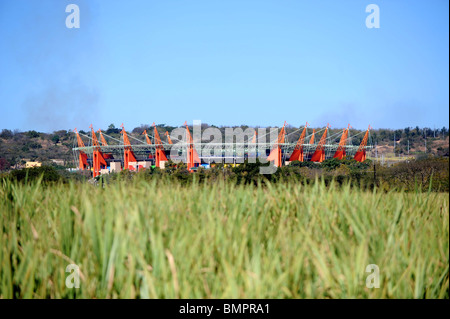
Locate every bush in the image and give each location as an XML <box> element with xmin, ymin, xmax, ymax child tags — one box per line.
<box><xmin>0</xmin><ymin>129</ymin><xmax>13</xmax><ymax>139</ymax></box>
<box><xmin>378</xmin><ymin>157</ymin><xmax>449</xmax><ymax>192</ymax></box>
<box><xmin>7</xmin><ymin>166</ymin><xmax>64</xmax><ymax>183</ymax></box>
<box><xmin>26</xmin><ymin>130</ymin><xmax>40</xmax><ymax>138</ymax></box>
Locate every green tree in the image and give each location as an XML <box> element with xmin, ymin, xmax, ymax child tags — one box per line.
<box><xmin>51</xmin><ymin>135</ymin><xmax>60</xmax><ymax>145</ymax></box>
<box><xmin>404</xmin><ymin>127</ymin><xmax>410</xmax><ymax>137</ymax></box>
<box><xmin>0</xmin><ymin>129</ymin><xmax>13</xmax><ymax>139</ymax></box>
<box><xmin>27</xmin><ymin>130</ymin><xmax>40</xmax><ymax>138</ymax></box>
<box><xmin>106</xmin><ymin>124</ymin><xmax>119</xmax><ymax>135</ymax></box>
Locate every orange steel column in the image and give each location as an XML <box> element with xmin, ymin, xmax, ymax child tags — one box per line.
<box><xmin>74</xmin><ymin>128</ymin><xmax>88</xmax><ymax>170</ymax></box>
<box><xmin>93</xmin><ymin>150</ymin><xmax>100</xmax><ymax>177</ymax></box>
<box><xmin>78</xmin><ymin>152</ymin><xmax>87</xmax><ymax>170</ymax></box>
<box><xmin>309</xmin><ymin>129</ymin><xmax>315</xmax><ymax>144</ymax></box>
<box><xmin>143</xmin><ymin>129</ymin><xmax>156</xmax><ymax>165</ymax></box>
<box><xmin>289</xmin><ymin>122</ymin><xmax>308</xmax><ymax>162</ymax></box>
<box><xmin>121</xmin><ymin>124</ymin><xmax>137</xmax><ymax>170</ymax></box>
<box><xmin>165</xmin><ymin>131</ymin><xmax>173</xmax><ymax>144</ymax></box>
<box><xmin>354</xmin><ymin>125</ymin><xmax>371</xmax><ymax>162</ymax></box>
<box><xmin>184</xmin><ymin>122</ymin><xmax>200</xmax><ymax>171</ymax></box>
<box><xmin>90</xmin><ymin>125</ymin><xmax>107</xmax><ymax>177</ymax></box>
<box><xmin>251</xmin><ymin>131</ymin><xmax>257</xmax><ymax>144</ymax></box>
<box><xmin>153</xmin><ymin>124</ymin><xmax>168</xmax><ymax>168</ymax></box>
<box><xmin>186</xmin><ymin>122</ymin><xmax>194</xmax><ymax>171</ymax></box>
<box><xmin>155</xmin><ymin>148</ymin><xmax>160</xmax><ymax>168</ymax></box>
<box><xmin>123</xmin><ymin>148</ymin><xmax>137</xmax><ymax>170</ymax></box>
<box><xmin>333</xmin><ymin>124</ymin><xmax>351</xmax><ymax>160</ymax></box>
<box><xmin>142</xmin><ymin>130</ymin><xmax>152</xmax><ymax>145</ymax></box>
<box><xmin>124</xmin><ymin>150</ymin><xmax>128</xmax><ymax>170</ymax></box>
<box><xmin>311</xmin><ymin>124</ymin><xmax>329</xmax><ymax>162</ymax></box>
<box><xmin>189</xmin><ymin>143</ymin><xmax>194</xmax><ymax>170</ymax></box>
<box><xmin>98</xmin><ymin>129</ymin><xmax>108</xmax><ymax>146</ymax></box>
<box><xmin>91</xmin><ymin>125</ymin><xmax>100</xmax><ymax>177</ymax></box>
<box><xmin>267</xmin><ymin>122</ymin><xmax>287</xmax><ymax>167</ymax></box>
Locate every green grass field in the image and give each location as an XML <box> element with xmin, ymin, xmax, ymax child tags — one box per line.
<box><xmin>0</xmin><ymin>178</ymin><xmax>448</xmax><ymax>298</ymax></box>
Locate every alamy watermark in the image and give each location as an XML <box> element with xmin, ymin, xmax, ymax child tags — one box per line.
<box><xmin>65</xmin><ymin>264</ymin><xmax>80</xmax><ymax>289</ymax></box>
<box><xmin>365</xmin><ymin>264</ymin><xmax>380</xmax><ymax>288</ymax></box>
<box><xmin>167</xmin><ymin>120</ymin><xmax>279</xmax><ymax>174</ymax></box>
<box><xmin>65</xmin><ymin>4</ymin><xmax>380</xmax><ymax>30</ymax></box>
<box><xmin>66</xmin><ymin>4</ymin><xmax>80</xmax><ymax>29</ymax></box>
<box><xmin>366</xmin><ymin>4</ymin><xmax>380</xmax><ymax>29</ymax></box>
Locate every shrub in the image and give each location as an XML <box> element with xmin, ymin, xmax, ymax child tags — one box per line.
<box><xmin>7</xmin><ymin>166</ymin><xmax>63</xmax><ymax>183</ymax></box>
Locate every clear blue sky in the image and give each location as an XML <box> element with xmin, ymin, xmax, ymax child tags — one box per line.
<box><xmin>0</xmin><ymin>0</ymin><xmax>448</xmax><ymax>132</ymax></box>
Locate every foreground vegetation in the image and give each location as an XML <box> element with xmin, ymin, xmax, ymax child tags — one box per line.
<box><xmin>0</xmin><ymin>176</ymin><xmax>448</xmax><ymax>298</ymax></box>
<box><xmin>2</xmin><ymin>157</ymin><xmax>449</xmax><ymax>193</ymax></box>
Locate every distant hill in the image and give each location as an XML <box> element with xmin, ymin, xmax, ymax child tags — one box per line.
<box><xmin>0</xmin><ymin>129</ymin><xmax>73</xmax><ymax>170</ymax></box>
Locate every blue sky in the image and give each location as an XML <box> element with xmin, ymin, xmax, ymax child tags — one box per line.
<box><xmin>0</xmin><ymin>0</ymin><xmax>448</xmax><ymax>132</ymax></box>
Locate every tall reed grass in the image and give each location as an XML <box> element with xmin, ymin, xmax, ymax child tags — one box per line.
<box><xmin>0</xmin><ymin>177</ymin><xmax>448</xmax><ymax>298</ymax></box>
